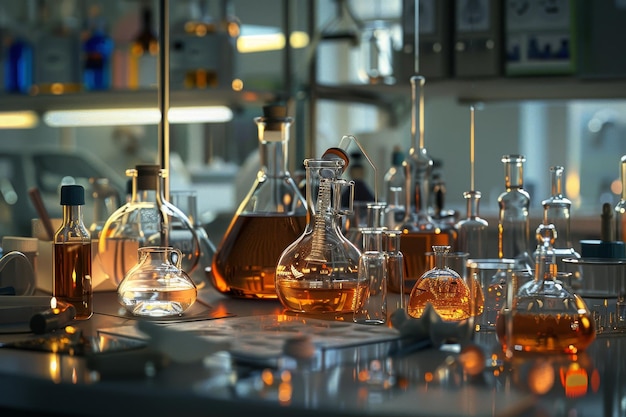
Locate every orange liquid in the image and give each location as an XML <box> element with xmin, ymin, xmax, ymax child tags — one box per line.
<box><xmin>276</xmin><ymin>280</ymin><xmax>366</xmax><ymax>314</ymax></box>
<box><xmin>212</xmin><ymin>214</ymin><xmax>306</xmax><ymax>299</ymax></box>
<box><xmin>496</xmin><ymin>311</ymin><xmax>596</xmax><ymax>354</ymax></box>
<box><xmin>407</xmin><ymin>275</ymin><xmax>471</xmax><ymax>321</ymax></box>
<box><xmin>54</xmin><ymin>243</ymin><xmax>92</xmax><ymax>320</ymax></box>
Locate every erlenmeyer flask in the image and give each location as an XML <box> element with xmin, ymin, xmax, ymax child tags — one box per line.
<box><xmin>98</xmin><ymin>165</ymin><xmax>201</xmax><ymax>286</ymax></box>
<box><xmin>211</xmin><ymin>105</ymin><xmax>307</xmax><ymax>299</ymax></box>
<box><xmin>275</xmin><ymin>158</ymin><xmax>363</xmax><ymax>314</ymax></box>
<box><xmin>400</xmin><ymin>76</ymin><xmax>454</xmax><ymax>290</ymax></box>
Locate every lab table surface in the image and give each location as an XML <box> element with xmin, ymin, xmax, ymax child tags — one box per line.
<box><xmin>0</xmin><ymin>288</ymin><xmax>623</xmax><ymax>417</ymax></box>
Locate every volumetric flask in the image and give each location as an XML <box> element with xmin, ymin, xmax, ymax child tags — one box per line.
<box><xmin>98</xmin><ymin>165</ymin><xmax>201</xmax><ymax>285</ymax></box>
<box><xmin>212</xmin><ymin>105</ymin><xmax>306</xmax><ymax>299</ymax></box>
<box><xmin>275</xmin><ymin>158</ymin><xmax>363</xmax><ymax>314</ymax></box>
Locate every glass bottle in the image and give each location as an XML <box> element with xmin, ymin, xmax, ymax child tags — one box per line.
<box><xmin>497</xmin><ymin>224</ymin><xmax>596</xmax><ymax>354</ymax></box>
<box><xmin>401</xmin><ymin>76</ymin><xmax>453</xmax><ymax>290</ymax></box>
<box><xmin>275</xmin><ymin>158</ymin><xmax>362</xmax><ymax>314</ymax></box>
<box><xmin>83</xmin><ymin>9</ymin><xmax>113</xmax><ymax>91</ymax></box>
<box><xmin>540</xmin><ymin>166</ymin><xmax>581</xmax><ymax>274</ymax></box>
<box><xmin>54</xmin><ymin>185</ymin><xmax>92</xmax><ymax>320</ymax></box>
<box><xmin>353</xmin><ymin>228</ymin><xmax>387</xmax><ymax>324</ymax></box>
<box><xmin>98</xmin><ymin>165</ymin><xmax>201</xmax><ymax>286</ymax></box>
<box><xmin>117</xmin><ymin>246</ymin><xmax>197</xmax><ymax>317</ymax></box>
<box><xmin>128</xmin><ymin>3</ymin><xmax>158</xmax><ymax>89</ymax></box>
<box><xmin>498</xmin><ymin>154</ymin><xmax>533</xmax><ymax>272</ymax></box>
<box><xmin>455</xmin><ymin>190</ymin><xmax>489</xmax><ymax>259</ymax></box>
<box><xmin>3</xmin><ymin>2</ymin><xmax>33</xmax><ymax>94</ymax></box>
<box><xmin>212</xmin><ymin>105</ymin><xmax>307</xmax><ymax>299</ymax></box>
<box><xmin>383</xmin><ymin>145</ymin><xmax>406</xmax><ymax>230</ymax></box>
<box><xmin>32</xmin><ymin>0</ymin><xmax>82</xmax><ymax>94</ymax></box>
<box><xmin>615</xmin><ymin>155</ymin><xmax>626</xmax><ymax>242</ymax></box>
<box><xmin>407</xmin><ymin>245</ymin><xmax>471</xmax><ymax>321</ymax></box>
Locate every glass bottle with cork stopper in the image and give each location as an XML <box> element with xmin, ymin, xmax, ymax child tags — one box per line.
<box><xmin>54</xmin><ymin>184</ymin><xmax>92</xmax><ymax>320</ymax></box>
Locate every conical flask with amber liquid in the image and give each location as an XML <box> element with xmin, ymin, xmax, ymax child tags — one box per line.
<box><xmin>211</xmin><ymin>105</ymin><xmax>307</xmax><ymax>299</ymax></box>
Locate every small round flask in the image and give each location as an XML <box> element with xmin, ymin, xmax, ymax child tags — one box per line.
<box><xmin>117</xmin><ymin>246</ymin><xmax>197</xmax><ymax>317</ymax></box>
<box><xmin>275</xmin><ymin>158</ymin><xmax>362</xmax><ymax>314</ymax></box>
<box><xmin>407</xmin><ymin>245</ymin><xmax>472</xmax><ymax>321</ymax></box>
<box><xmin>497</xmin><ymin>224</ymin><xmax>596</xmax><ymax>354</ymax></box>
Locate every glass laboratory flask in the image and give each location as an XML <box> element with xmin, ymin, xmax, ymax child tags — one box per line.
<box><xmin>407</xmin><ymin>245</ymin><xmax>472</xmax><ymax>321</ymax></box>
<box><xmin>275</xmin><ymin>158</ymin><xmax>363</xmax><ymax>314</ymax></box>
<box><xmin>455</xmin><ymin>190</ymin><xmax>489</xmax><ymax>259</ymax></box>
<box><xmin>401</xmin><ymin>76</ymin><xmax>453</xmax><ymax>290</ymax></box>
<box><xmin>117</xmin><ymin>246</ymin><xmax>197</xmax><ymax>317</ymax></box>
<box><xmin>497</xmin><ymin>224</ymin><xmax>596</xmax><ymax>354</ymax></box>
<box><xmin>383</xmin><ymin>145</ymin><xmax>406</xmax><ymax>230</ymax></box>
<box><xmin>98</xmin><ymin>165</ymin><xmax>201</xmax><ymax>286</ymax></box>
<box><xmin>498</xmin><ymin>155</ymin><xmax>533</xmax><ymax>272</ymax></box>
<box><xmin>615</xmin><ymin>155</ymin><xmax>626</xmax><ymax>242</ymax></box>
<box><xmin>211</xmin><ymin>105</ymin><xmax>307</xmax><ymax>299</ymax></box>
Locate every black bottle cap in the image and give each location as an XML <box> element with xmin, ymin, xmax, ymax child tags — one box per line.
<box><xmin>136</xmin><ymin>164</ymin><xmax>160</xmax><ymax>190</ymax></box>
<box><xmin>60</xmin><ymin>185</ymin><xmax>85</xmax><ymax>206</ymax></box>
<box><xmin>262</xmin><ymin>104</ymin><xmax>288</xmax><ymax>130</ymax></box>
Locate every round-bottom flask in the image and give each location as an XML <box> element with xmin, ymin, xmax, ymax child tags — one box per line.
<box><xmin>275</xmin><ymin>158</ymin><xmax>362</xmax><ymax>314</ymax></box>
<box><xmin>117</xmin><ymin>246</ymin><xmax>197</xmax><ymax>317</ymax></box>
<box><xmin>407</xmin><ymin>245</ymin><xmax>472</xmax><ymax>321</ymax></box>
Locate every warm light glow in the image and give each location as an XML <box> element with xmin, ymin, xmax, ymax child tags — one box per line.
<box><xmin>0</xmin><ymin>111</ymin><xmax>39</xmax><ymax>129</ymax></box>
<box><xmin>611</xmin><ymin>178</ymin><xmax>622</xmax><ymax>196</ymax></box>
<box><xmin>565</xmin><ymin>172</ymin><xmax>580</xmax><ymax>202</ymax></box>
<box><xmin>237</xmin><ymin>25</ymin><xmax>309</xmax><ymax>53</ymax></box>
<box><xmin>50</xmin><ymin>297</ymin><xmax>57</xmax><ymax>309</ymax></box>
<box><xmin>43</xmin><ymin>106</ymin><xmax>233</xmax><ymax>127</ymax></box>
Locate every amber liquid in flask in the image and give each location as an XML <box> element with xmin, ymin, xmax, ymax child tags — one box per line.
<box><xmin>54</xmin><ymin>243</ymin><xmax>92</xmax><ymax>319</ymax></box>
<box><xmin>211</xmin><ymin>105</ymin><xmax>306</xmax><ymax>299</ymax></box>
<box><xmin>212</xmin><ymin>214</ymin><xmax>306</xmax><ymax>298</ymax></box>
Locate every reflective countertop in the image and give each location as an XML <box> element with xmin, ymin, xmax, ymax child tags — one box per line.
<box><xmin>0</xmin><ymin>288</ymin><xmax>624</xmax><ymax>417</ymax></box>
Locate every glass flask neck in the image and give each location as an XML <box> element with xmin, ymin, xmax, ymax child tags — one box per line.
<box><xmin>384</xmin><ymin>230</ymin><xmax>401</xmax><ymax>253</ymax></box>
<box><xmin>361</xmin><ymin>228</ymin><xmax>383</xmax><ymax>252</ymax></box>
<box><xmin>304</xmin><ymin>158</ymin><xmax>349</xmax><ymax>222</ymax></box>
<box><xmin>404</xmin><ymin>146</ymin><xmax>434</xmax><ymax>224</ymax></box>
<box><xmin>433</xmin><ymin>245</ymin><xmax>450</xmax><ymax>270</ymax></box>
<box><xmin>464</xmin><ymin>190</ymin><xmax>481</xmax><ymax>219</ymax></box>
<box><xmin>62</xmin><ymin>204</ymin><xmax>85</xmax><ymax>229</ymax></box>
<box><xmin>254</xmin><ymin>116</ymin><xmax>293</xmax><ymax>179</ymax></box>
<box><xmin>542</xmin><ymin>166</ymin><xmax>573</xmax><ymax>247</ymax></box>
<box><xmin>502</xmin><ymin>154</ymin><xmax>525</xmax><ymax>190</ymax></box>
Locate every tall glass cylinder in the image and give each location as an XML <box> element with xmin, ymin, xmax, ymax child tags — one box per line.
<box><xmin>275</xmin><ymin>158</ymin><xmax>362</xmax><ymax>314</ymax></box>
<box><xmin>615</xmin><ymin>155</ymin><xmax>626</xmax><ymax>242</ymax></box>
<box><xmin>384</xmin><ymin>230</ymin><xmax>405</xmax><ymax>310</ymax></box>
<box><xmin>211</xmin><ymin>105</ymin><xmax>306</xmax><ymax>299</ymax></box>
<box><xmin>354</xmin><ymin>228</ymin><xmax>387</xmax><ymax>324</ymax></box>
<box><xmin>498</xmin><ymin>154</ymin><xmax>532</xmax><ymax>271</ymax></box>
<box><xmin>455</xmin><ymin>190</ymin><xmax>488</xmax><ymax>259</ymax></box>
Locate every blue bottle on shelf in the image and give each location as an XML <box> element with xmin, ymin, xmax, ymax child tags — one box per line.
<box><xmin>83</xmin><ymin>18</ymin><xmax>113</xmax><ymax>91</ymax></box>
<box><xmin>4</xmin><ymin>36</ymin><xmax>33</xmax><ymax>94</ymax></box>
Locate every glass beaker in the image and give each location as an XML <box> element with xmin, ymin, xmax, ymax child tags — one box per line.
<box><xmin>275</xmin><ymin>158</ymin><xmax>363</xmax><ymax>314</ymax></box>
<box><xmin>98</xmin><ymin>165</ymin><xmax>201</xmax><ymax>285</ymax></box>
<box><xmin>117</xmin><ymin>246</ymin><xmax>197</xmax><ymax>317</ymax></box>
<box><xmin>407</xmin><ymin>245</ymin><xmax>472</xmax><ymax>321</ymax></box>
<box><xmin>497</xmin><ymin>224</ymin><xmax>596</xmax><ymax>354</ymax></box>
<box><xmin>353</xmin><ymin>228</ymin><xmax>387</xmax><ymax>325</ymax></box>
<box><xmin>211</xmin><ymin>105</ymin><xmax>307</xmax><ymax>299</ymax></box>
<box><xmin>498</xmin><ymin>155</ymin><xmax>533</xmax><ymax>272</ymax></box>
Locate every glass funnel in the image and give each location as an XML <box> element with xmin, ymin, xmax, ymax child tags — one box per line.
<box><xmin>497</xmin><ymin>224</ymin><xmax>596</xmax><ymax>354</ymax></box>
<box><xmin>98</xmin><ymin>165</ymin><xmax>201</xmax><ymax>285</ymax></box>
<box><xmin>117</xmin><ymin>246</ymin><xmax>197</xmax><ymax>317</ymax></box>
<box><xmin>275</xmin><ymin>158</ymin><xmax>363</xmax><ymax>314</ymax></box>
<box><xmin>211</xmin><ymin>105</ymin><xmax>307</xmax><ymax>299</ymax></box>
<box><xmin>407</xmin><ymin>245</ymin><xmax>472</xmax><ymax>321</ymax></box>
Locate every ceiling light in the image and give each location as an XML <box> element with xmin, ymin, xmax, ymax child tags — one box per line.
<box><xmin>0</xmin><ymin>111</ymin><xmax>39</xmax><ymax>129</ymax></box>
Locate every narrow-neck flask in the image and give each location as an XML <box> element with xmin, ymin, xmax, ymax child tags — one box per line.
<box><xmin>98</xmin><ymin>165</ymin><xmax>201</xmax><ymax>285</ymax></box>
<box><xmin>212</xmin><ymin>105</ymin><xmax>306</xmax><ymax>299</ymax></box>
<box><xmin>407</xmin><ymin>245</ymin><xmax>471</xmax><ymax>321</ymax></box>
<box><xmin>275</xmin><ymin>158</ymin><xmax>362</xmax><ymax>314</ymax></box>
<box><xmin>498</xmin><ymin>154</ymin><xmax>532</xmax><ymax>271</ymax></box>
<box><xmin>401</xmin><ymin>76</ymin><xmax>453</xmax><ymax>288</ymax></box>
<box><xmin>455</xmin><ymin>190</ymin><xmax>489</xmax><ymax>259</ymax></box>
<box><xmin>54</xmin><ymin>185</ymin><xmax>92</xmax><ymax>320</ymax></box>
<box><xmin>498</xmin><ymin>224</ymin><xmax>596</xmax><ymax>354</ymax></box>
<box><xmin>383</xmin><ymin>146</ymin><xmax>406</xmax><ymax>230</ymax></box>
<box><xmin>540</xmin><ymin>166</ymin><xmax>581</xmax><ymax>271</ymax></box>
<box><xmin>615</xmin><ymin>155</ymin><xmax>626</xmax><ymax>242</ymax></box>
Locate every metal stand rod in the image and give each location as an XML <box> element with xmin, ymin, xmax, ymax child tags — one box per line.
<box><xmin>158</xmin><ymin>0</ymin><xmax>170</xmax><ymax>197</ymax></box>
